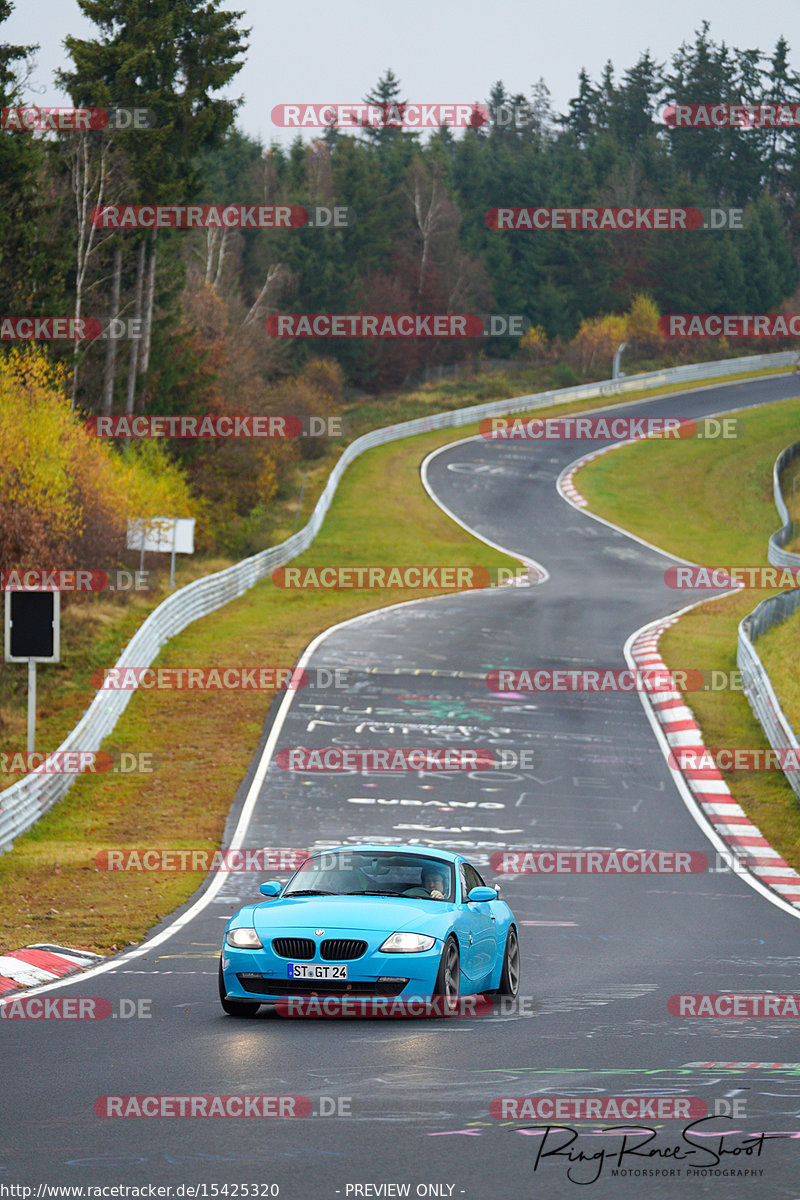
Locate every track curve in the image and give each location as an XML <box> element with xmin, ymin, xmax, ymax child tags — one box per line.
<box><xmin>4</xmin><ymin>372</ymin><xmax>800</xmax><ymax>1199</ymax></box>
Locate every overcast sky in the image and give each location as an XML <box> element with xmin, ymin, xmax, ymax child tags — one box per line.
<box><xmin>4</xmin><ymin>0</ymin><xmax>797</xmax><ymax>146</ymax></box>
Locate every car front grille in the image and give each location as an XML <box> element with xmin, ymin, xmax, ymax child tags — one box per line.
<box><xmin>320</xmin><ymin>938</ymin><xmax>367</xmax><ymax>960</ymax></box>
<box><xmin>270</xmin><ymin>937</ymin><xmax>368</xmax><ymax>960</ymax></box>
<box><xmin>272</xmin><ymin>937</ymin><xmax>315</xmax><ymax>960</ymax></box>
<box><xmin>236</xmin><ymin>976</ymin><xmax>408</xmax><ymax>997</ymax></box>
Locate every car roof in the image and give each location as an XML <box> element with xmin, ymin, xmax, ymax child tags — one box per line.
<box><xmin>311</xmin><ymin>843</ymin><xmax>465</xmax><ymax>864</ymax></box>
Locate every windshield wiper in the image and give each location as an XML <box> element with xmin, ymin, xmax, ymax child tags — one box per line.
<box><xmin>283</xmin><ymin>889</ymin><xmax>336</xmax><ymax>897</ymax></box>
<box><xmin>342</xmin><ymin>889</ymin><xmax>404</xmax><ymax>896</ymax></box>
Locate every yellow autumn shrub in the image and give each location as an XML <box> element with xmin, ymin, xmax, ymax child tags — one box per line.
<box><xmin>0</xmin><ymin>347</ymin><xmax>194</xmax><ymax>573</ymax></box>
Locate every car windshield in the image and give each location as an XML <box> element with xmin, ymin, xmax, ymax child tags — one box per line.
<box><xmin>282</xmin><ymin>851</ymin><xmax>454</xmax><ymax>901</ymax></box>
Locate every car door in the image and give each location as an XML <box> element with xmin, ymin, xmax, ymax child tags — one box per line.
<box><xmin>459</xmin><ymin>861</ymin><xmax>497</xmax><ymax>988</ymax></box>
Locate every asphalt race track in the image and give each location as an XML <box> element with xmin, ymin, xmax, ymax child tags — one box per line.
<box><xmin>4</xmin><ymin>373</ymin><xmax>800</xmax><ymax>1199</ymax></box>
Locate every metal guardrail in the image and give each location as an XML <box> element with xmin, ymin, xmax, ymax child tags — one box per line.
<box><xmin>738</xmin><ymin>434</ymin><xmax>800</xmax><ymax>802</ymax></box>
<box><xmin>1</xmin><ymin>349</ymin><xmax>795</xmax><ymax>853</ymax></box>
<box><xmin>738</xmin><ymin>591</ymin><xmax>800</xmax><ymax>801</ymax></box>
<box><xmin>768</xmin><ymin>440</ymin><xmax>800</xmax><ymax>569</ymax></box>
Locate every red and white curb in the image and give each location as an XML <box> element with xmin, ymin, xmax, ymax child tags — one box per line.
<box><xmin>560</xmin><ymin>438</ymin><xmax>645</xmax><ymax>508</ymax></box>
<box><xmin>559</xmin><ymin>418</ymin><xmax>702</xmax><ymax>509</ymax></box>
<box><xmin>0</xmin><ymin>944</ymin><xmax>104</xmax><ymax>996</ymax></box>
<box><xmin>632</xmin><ymin>619</ymin><xmax>800</xmax><ymax>908</ymax></box>
<box><xmin>560</xmin><ymin>453</ymin><xmax>597</xmax><ymax>507</ymax></box>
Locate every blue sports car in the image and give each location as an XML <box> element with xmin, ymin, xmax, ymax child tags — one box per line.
<box><xmin>218</xmin><ymin>844</ymin><xmax>519</xmax><ymax>1016</ymax></box>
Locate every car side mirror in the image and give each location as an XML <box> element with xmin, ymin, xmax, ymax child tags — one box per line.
<box><xmin>467</xmin><ymin>885</ymin><xmax>497</xmax><ymax>903</ymax></box>
<box><xmin>259</xmin><ymin>880</ymin><xmax>282</xmax><ymax>897</ymax></box>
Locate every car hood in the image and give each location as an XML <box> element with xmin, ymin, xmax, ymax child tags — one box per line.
<box><xmin>250</xmin><ymin>895</ymin><xmax>456</xmax><ymax>935</ymax></box>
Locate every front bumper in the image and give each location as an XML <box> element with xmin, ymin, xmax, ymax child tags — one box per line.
<box><xmin>221</xmin><ymin>939</ymin><xmax>444</xmax><ymax>1002</ymax></box>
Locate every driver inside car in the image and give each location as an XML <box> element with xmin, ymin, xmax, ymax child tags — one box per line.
<box><xmin>420</xmin><ymin>865</ymin><xmax>448</xmax><ymax>899</ymax></box>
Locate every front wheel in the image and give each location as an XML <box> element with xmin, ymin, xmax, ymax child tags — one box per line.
<box><xmin>433</xmin><ymin>936</ymin><xmax>460</xmax><ymax>1015</ymax></box>
<box><xmin>218</xmin><ymin>960</ymin><xmax>261</xmax><ymax>1017</ymax></box>
<box><xmin>498</xmin><ymin>926</ymin><xmax>520</xmax><ymax>998</ymax></box>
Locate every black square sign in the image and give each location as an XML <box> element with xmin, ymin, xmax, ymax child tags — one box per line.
<box><xmin>5</xmin><ymin>590</ymin><xmax>60</xmax><ymax>661</ymax></box>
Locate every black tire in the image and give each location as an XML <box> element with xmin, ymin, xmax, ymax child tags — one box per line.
<box><xmin>218</xmin><ymin>960</ymin><xmax>261</xmax><ymax>1018</ymax></box>
<box><xmin>498</xmin><ymin>925</ymin><xmax>520</xmax><ymax>998</ymax></box>
<box><xmin>433</xmin><ymin>936</ymin><xmax>460</xmax><ymax>1015</ymax></box>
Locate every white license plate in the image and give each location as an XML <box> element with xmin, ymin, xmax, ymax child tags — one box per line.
<box><xmin>288</xmin><ymin>963</ymin><xmax>347</xmax><ymax>980</ymax></box>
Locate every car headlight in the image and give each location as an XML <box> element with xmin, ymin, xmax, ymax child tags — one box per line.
<box><xmin>225</xmin><ymin>927</ymin><xmax>263</xmax><ymax>949</ymax></box>
<box><xmin>379</xmin><ymin>932</ymin><xmax>436</xmax><ymax>953</ymax></box>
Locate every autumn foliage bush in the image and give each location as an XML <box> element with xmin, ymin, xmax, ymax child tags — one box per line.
<box><xmin>169</xmin><ymin>282</ymin><xmax>345</xmax><ymax>549</ymax></box>
<box><xmin>569</xmin><ymin>294</ymin><xmax>664</xmax><ymax>372</ymax></box>
<box><xmin>519</xmin><ymin>325</ymin><xmax>551</xmax><ymax>362</ymax></box>
<box><xmin>266</xmin><ymin>357</ymin><xmax>345</xmax><ymax>462</ymax></box>
<box><xmin>0</xmin><ymin>348</ymin><xmax>193</xmax><ymax>583</ymax></box>
<box><xmin>571</xmin><ymin>313</ymin><xmax>629</xmax><ymax>372</ymax></box>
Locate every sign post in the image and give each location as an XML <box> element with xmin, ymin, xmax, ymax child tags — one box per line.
<box><xmin>27</xmin><ymin>660</ymin><xmax>36</xmax><ymax>753</ymax></box>
<box><xmin>127</xmin><ymin>517</ymin><xmax>195</xmax><ymax>588</ymax></box>
<box><xmin>4</xmin><ymin>588</ymin><xmax>61</xmax><ymax>755</ymax></box>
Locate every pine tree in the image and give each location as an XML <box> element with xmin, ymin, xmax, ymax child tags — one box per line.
<box><xmin>763</xmin><ymin>37</ymin><xmax>800</xmax><ymax>196</ymax></box>
<box><xmin>57</xmin><ymin>0</ymin><xmax>249</xmax><ymax>410</ymax></box>
<box><xmin>565</xmin><ymin>69</ymin><xmax>598</xmax><ymax>148</ymax></box>
<box><xmin>738</xmin><ymin>208</ymin><xmax>782</xmax><ymax>310</ymax></box>
<box><xmin>0</xmin><ymin>1</ymin><xmax>56</xmax><ymax>311</ymax></box>
<box><xmin>751</xmin><ymin>192</ymin><xmax>797</xmax><ymax>299</ymax></box>
<box><xmin>710</xmin><ymin>236</ymin><xmax>747</xmax><ymax>312</ymax></box>
<box><xmin>611</xmin><ymin>52</ymin><xmax>663</xmax><ymax>152</ymax></box>
<box><xmin>664</xmin><ymin>23</ymin><xmax>740</xmax><ymax>191</ymax></box>
<box><xmin>596</xmin><ymin>61</ymin><xmax>617</xmax><ymax>134</ymax></box>
<box><xmin>361</xmin><ymin>69</ymin><xmax>418</xmax><ymax>149</ymax></box>
<box><xmin>58</xmin><ymin>0</ymin><xmax>248</xmax><ymax>202</ymax></box>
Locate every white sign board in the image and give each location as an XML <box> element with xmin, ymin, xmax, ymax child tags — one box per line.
<box><xmin>127</xmin><ymin>517</ymin><xmax>195</xmax><ymax>555</ymax></box>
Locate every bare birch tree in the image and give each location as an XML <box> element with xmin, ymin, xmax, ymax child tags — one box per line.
<box><xmin>125</xmin><ymin>237</ymin><xmax>146</xmax><ymax>415</ymax></box>
<box><xmin>68</xmin><ymin>131</ymin><xmax>118</xmax><ymax>409</ymax></box>
<box><xmin>101</xmin><ymin>242</ymin><xmax>122</xmax><ymax>415</ymax></box>
<box><xmin>242</xmin><ymin>262</ymin><xmax>289</xmax><ymax>327</ymax></box>
<box><xmin>405</xmin><ymin>159</ymin><xmax>455</xmax><ymax>302</ymax></box>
